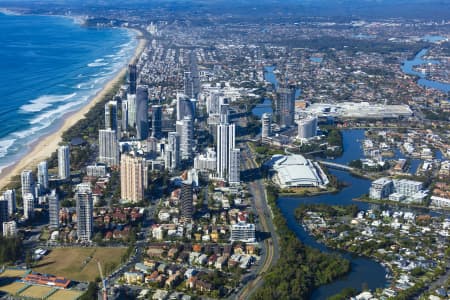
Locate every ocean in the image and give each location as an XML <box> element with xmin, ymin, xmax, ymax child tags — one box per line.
<box><xmin>0</xmin><ymin>12</ymin><xmax>137</xmax><ymax>172</ymax></box>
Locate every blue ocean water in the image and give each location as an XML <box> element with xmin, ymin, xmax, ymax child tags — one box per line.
<box><xmin>0</xmin><ymin>13</ymin><xmax>137</xmax><ymax>171</ymax></box>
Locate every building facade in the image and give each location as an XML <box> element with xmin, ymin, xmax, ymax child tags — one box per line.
<box><xmin>75</xmin><ymin>183</ymin><xmax>93</xmax><ymax>242</ymax></box>
<box><xmin>58</xmin><ymin>145</ymin><xmax>70</xmax><ymax>180</ymax></box>
<box><xmin>48</xmin><ymin>190</ymin><xmax>59</xmax><ymax>229</ymax></box>
<box><xmin>120</xmin><ymin>154</ymin><xmax>148</xmax><ymax>203</ymax></box>
<box><xmin>99</xmin><ymin>129</ymin><xmax>120</xmax><ymax>168</ymax></box>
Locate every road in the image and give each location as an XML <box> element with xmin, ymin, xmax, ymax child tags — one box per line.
<box><xmin>236</xmin><ymin>142</ymin><xmax>280</xmax><ymax>300</ymax></box>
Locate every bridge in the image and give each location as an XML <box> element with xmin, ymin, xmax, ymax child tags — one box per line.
<box><xmin>318</xmin><ymin>160</ymin><xmax>355</xmax><ymax>171</ymax></box>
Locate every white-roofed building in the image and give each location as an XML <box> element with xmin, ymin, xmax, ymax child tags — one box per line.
<box><xmin>266</xmin><ymin>154</ymin><xmax>329</xmax><ymax>188</ymax></box>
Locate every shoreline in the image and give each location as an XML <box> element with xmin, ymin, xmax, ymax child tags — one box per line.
<box><xmin>0</xmin><ymin>27</ymin><xmax>147</xmax><ymax>190</ymax></box>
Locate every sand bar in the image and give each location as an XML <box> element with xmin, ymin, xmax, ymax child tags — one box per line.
<box><xmin>0</xmin><ymin>29</ymin><xmax>147</xmax><ymax>190</ymax></box>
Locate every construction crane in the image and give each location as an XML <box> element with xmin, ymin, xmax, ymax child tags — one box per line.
<box><xmin>96</xmin><ymin>260</ymin><xmax>108</xmax><ymax>300</ymax></box>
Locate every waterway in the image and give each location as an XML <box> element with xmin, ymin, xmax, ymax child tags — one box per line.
<box><xmin>401</xmin><ymin>48</ymin><xmax>450</xmax><ymax>93</ymax></box>
<box><xmin>278</xmin><ymin>130</ymin><xmax>389</xmax><ymax>299</ymax></box>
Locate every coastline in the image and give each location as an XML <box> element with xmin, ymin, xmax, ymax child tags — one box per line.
<box><xmin>0</xmin><ymin>28</ymin><xmax>147</xmax><ymax>190</ymax></box>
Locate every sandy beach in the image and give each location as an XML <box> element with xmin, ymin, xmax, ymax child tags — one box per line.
<box><xmin>0</xmin><ymin>30</ymin><xmax>147</xmax><ymax>190</ymax></box>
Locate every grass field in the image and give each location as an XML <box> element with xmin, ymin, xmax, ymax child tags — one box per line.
<box><xmin>0</xmin><ymin>269</ymin><xmax>28</xmax><ymax>278</ymax></box>
<box><xmin>47</xmin><ymin>289</ymin><xmax>84</xmax><ymax>300</ymax></box>
<box><xmin>33</xmin><ymin>247</ymin><xmax>127</xmax><ymax>282</ymax></box>
<box><xmin>19</xmin><ymin>285</ymin><xmax>53</xmax><ymax>299</ymax></box>
<box><xmin>0</xmin><ymin>282</ymin><xmax>27</xmax><ymax>295</ymax></box>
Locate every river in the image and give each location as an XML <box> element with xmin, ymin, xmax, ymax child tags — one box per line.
<box><xmin>278</xmin><ymin>130</ymin><xmax>389</xmax><ymax>299</ymax></box>
<box><xmin>401</xmin><ymin>48</ymin><xmax>450</xmax><ymax>93</ymax></box>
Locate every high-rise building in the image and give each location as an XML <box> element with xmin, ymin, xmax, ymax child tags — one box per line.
<box><xmin>127</xmin><ymin>94</ymin><xmax>136</xmax><ymax>128</ymax></box>
<box><xmin>194</xmin><ymin>148</ymin><xmax>217</xmax><ymax>172</ymax></box>
<box><xmin>3</xmin><ymin>221</ymin><xmax>17</xmax><ymax>237</ymax></box>
<box><xmin>180</xmin><ymin>182</ymin><xmax>193</xmax><ymax>222</ymax></box>
<box><xmin>128</xmin><ymin>63</ymin><xmax>137</xmax><ymax>95</ymax></box>
<box><xmin>274</xmin><ymin>85</ymin><xmax>296</xmax><ymax>128</ymax></box>
<box><xmin>151</xmin><ymin>105</ymin><xmax>162</xmax><ymax>138</ymax></box>
<box><xmin>37</xmin><ymin>161</ymin><xmax>49</xmax><ymax>191</ymax></box>
<box><xmin>105</xmin><ymin>100</ymin><xmax>118</xmax><ymax>131</ymax></box>
<box><xmin>261</xmin><ymin>113</ymin><xmax>272</xmax><ymax>140</ymax></box>
<box><xmin>21</xmin><ymin>170</ymin><xmax>34</xmax><ymax>200</ymax></box>
<box><xmin>121</xmin><ymin>99</ymin><xmax>129</xmax><ymax>131</ymax></box>
<box><xmin>219</xmin><ymin>103</ymin><xmax>229</xmax><ymax>125</ymax></box>
<box><xmin>176</xmin><ymin>93</ymin><xmax>195</xmax><ymax>121</ymax></box>
<box><xmin>120</xmin><ymin>154</ymin><xmax>148</xmax><ymax>203</ymax></box>
<box><xmin>297</xmin><ymin>115</ymin><xmax>318</xmax><ymax>139</ymax></box>
<box><xmin>75</xmin><ymin>183</ymin><xmax>93</xmax><ymax>242</ymax></box>
<box><xmin>48</xmin><ymin>190</ymin><xmax>59</xmax><ymax>229</ymax></box>
<box><xmin>207</xmin><ymin>92</ymin><xmax>224</xmax><ymax>116</ymax></box>
<box><xmin>183</xmin><ymin>71</ymin><xmax>194</xmax><ymax>99</ymax></box>
<box><xmin>165</xmin><ymin>132</ymin><xmax>180</xmax><ymax>172</ymax></box>
<box><xmin>216</xmin><ymin>123</ymin><xmax>235</xmax><ymax>180</ymax></box>
<box><xmin>58</xmin><ymin>145</ymin><xmax>70</xmax><ymax>180</ymax></box>
<box><xmin>229</xmin><ymin>148</ymin><xmax>240</xmax><ymax>184</ymax></box>
<box><xmin>99</xmin><ymin>129</ymin><xmax>120</xmax><ymax>168</ymax></box>
<box><xmin>3</xmin><ymin>190</ymin><xmax>15</xmax><ymax>216</ymax></box>
<box><xmin>176</xmin><ymin>116</ymin><xmax>194</xmax><ymax>160</ymax></box>
<box><xmin>0</xmin><ymin>200</ymin><xmax>8</xmax><ymax>232</ymax></box>
<box><xmin>136</xmin><ymin>86</ymin><xmax>149</xmax><ymax>140</ymax></box>
<box><xmin>23</xmin><ymin>193</ymin><xmax>34</xmax><ymax>220</ymax></box>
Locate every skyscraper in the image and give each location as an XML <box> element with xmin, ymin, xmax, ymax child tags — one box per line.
<box><xmin>136</xmin><ymin>86</ymin><xmax>149</xmax><ymax>140</ymax></box>
<box><xmin>3</xmin><ymin>190</ymin><xmax>15</xmax><ymax>216</ymax></box>
<box><xmin>151</xmin><ymin>105</ymin><xmax>162</xmax><ymax>138</ymax></box>
<box><xmin>48</xmin><ymin>190</ymin><xmax>59</xmax><ymax>229</ymax></box>
<box><xmin>58</xmin><ymin>145</ymin><xmax>70</xmax><ymax>180</ymax></box>
<box><xmin>176</xmin><ymin>93</ymin><xmax>195</xmax><ymax>121</ymax></box>
<box><xmin>274</xmin><ymin>85</ymin><xmax>296</xmax><ymax>128</ymax></box>
<box><xmin>105</xmin><ymin>100</ymin><xmax>118</xmax><ymax>131</ymax></box>
<box><xmin>128</xmin><ymin>63</ymin><xmax>137</xmax><ymax>95</ymax></box>
<box><xmin>3</xmin><ymin>221</ymin><xmax>17</xmax><ymax>237</ymax></box>
<box><xmin>37</xmin><ymin>160</ymin><xmax>49</xmax><ymax>191</ymax></box>
<box><xmin>261</xmin><ymin>113</ymin><xmax>272</xmax><ymax>140</ymax></box>
<box><xmin>127</xmin><ymin>94</ymin><xmax>136</xmax><ymax>128</ymax></box>
<box><xmin>75</xmin><ymin>183</ymin><xmax>93</xmax><ymax>242</ymax></box>
<box><xmin>99</xmin><ymin>129</ymin><xmax>120</xmax><ymax>168</ymax></box>
<box><xmin>120</xmin><ymin>154</ymin><xmax>148</xmax><ymax>203</ymax></box>
<box><xmin>165</xmin><ymin>132</ymin><xmax>180</xmax><ymax>172</ymax></box>
<box><xmin>219</xmin><ymin>103</ymin><xmax>229</xmax><ymax>125</ymax></box>
<box><xmin>21</xmin><ymin>170</ymin><xmax>34</xmax><ymax>200</ymax></box>
<box><xmin>229</xmin><ymin>148</ymin><xmax>241</xmax><ymax>184</ymax></box>
<box><xmin>183</xmin><ymin>71</ymin><xmax>195</xmax><ymax>99</ymax></box>
<box><xmin>176</xmin><ymin>116</ymin><xmax>194</xmax><ymax>160</ymax></box>
<box><xmin>180</xmin><ymin>182</ymin><xmax>193</xmax><ymax>222</ymax></box>
<box><xmin>23</xmin><ymin>193</ymin><xmax>34</xmax><ymax>220</ymax></box>
<box><xmin>0</xmin><ymin>200</ymin><xmax>8</xmax><ymax>232</ymax></box>
<box><xmin>216</xmin><ymin>123</ymin><xmax>235</xmax><ymax>180</ymax></box>
<box><xmin>121</xmin><ymin>99</ymin><xmax>129</xmax><ymax>132</ymax></box>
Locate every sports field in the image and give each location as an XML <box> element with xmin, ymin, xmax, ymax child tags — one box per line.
<box><xmin>47</xmin><ymin>289</ymin><xmax>84</xmax><ymax>300</ymax></box>
<box><xmin>0</xmin><ymin>282</ymin><xmax>26</xmax><ymax>295</ymax></box>
<box><xmin>33</xmin><ymin>247</ymin><xmax>127</xmax><ymax>282</ymax></box>
<box><xmin>19</xmin><ymin>285</ymin><xmax>53</xmax><ymax>299</ymax></box>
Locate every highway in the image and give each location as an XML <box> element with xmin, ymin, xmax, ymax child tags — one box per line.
<box><xmin>236</xmin><ymin>142</ymin><xmax>280</xmax><ymax>300</ymax></box>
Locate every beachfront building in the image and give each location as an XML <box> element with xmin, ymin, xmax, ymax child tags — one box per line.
<box><xmin>37</xmin><ymin>160</ymin><xmax>49</xmax><ymax>191</ymax></box>
<box><xmin>75</xmin><ymin>183</ymin><xmax>93</xmax><ymax>242</ymax></box>
<box><xmin>21</xmin><ymin>170</ymin><xmax>35</xmax><ymax>200</ymax></box>
<box><xmin>3</xmin><ymin>190</ymin><xmax>16</xmax><ymax>216</ymax></box>
<box><xmin>99</xmin><ymin>129</ymin><xmax>120</xmax><ymax>168</ymax></box>
<box><xmin>265</xmin><ymin>154</ymin><xmax>329</xmax><ymax>188</ymax></box>
<box><xmin>105</xmin><ymin>100</ymin><xmax>118</xmax><ymax>131</ymax></box>
<box><xmin>128</xmin><ymin>63</ymin><xmax>137</xmax><ymax>95</ymax></box>
<box><xmin>0</xmin><ymin>200</ymin><xmax>8</xmax><ymax>232</ymax></box>
<box><xmin>120</xmin><ymin>154</ymin><xmax>148</xmax><ymax>203</ymax></box>
<box><xmin>23</xmin><ymin>193</ymin><xmax>34</xmax><ymax>220</ymax></box>
<box><xmin>48</xmin><ymin>190</ymin><xmax>59</xmax><ymax>229</ymax></box>
<box><xmin>58</xmin><ymin>145</ymin><xmax>70</xmax><ymax>180</ymax></box>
